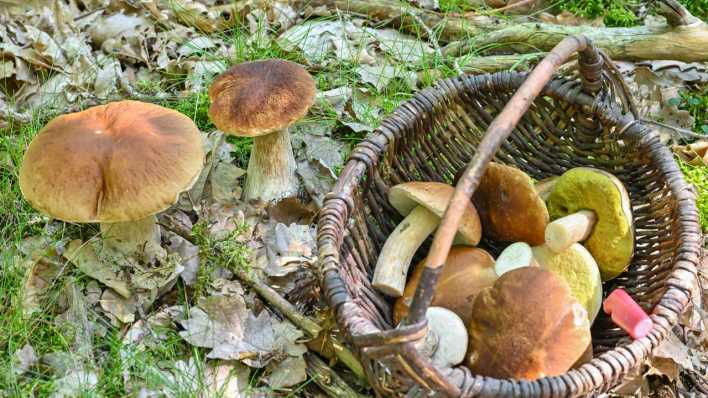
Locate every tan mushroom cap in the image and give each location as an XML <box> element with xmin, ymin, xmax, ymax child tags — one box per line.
<box><xmin>467</xmin><ymin>267</ymin><xmax>591</xmax><ymax>380</ymax></box>
<box><xmin>389</xmin><ymin>182</ymin><xmax>482</xmax><ymax>246</ymax></box>
<box><xmin>19</xmin><ymin>100</ymin><xmax>205</xmax><ymax>223</ymax></box>
<box><xmin>473</xmin><ymin>162</ymin><xmax>549</xmax><ymax>245</ymax></box>
<box><xmin>394</xmin><ymin>246</ymin><xmax>497</xmax><ymax>325</ymax></box>
<box><xmin>208</xmin><ymin>59</ymin><xmax>316</xmax><ymax>137</ymax></box>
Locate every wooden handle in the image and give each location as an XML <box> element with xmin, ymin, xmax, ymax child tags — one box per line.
<box><xmin>404</xmin><ymin>35</ymin><xmax>604</xmax><ymax>326</ymax></box>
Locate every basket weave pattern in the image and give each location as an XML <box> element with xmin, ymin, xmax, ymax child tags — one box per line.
<box><xmin>317</xmin><ymin>61</ymin><xmax>702</xmax><ymax>395</ymax></box>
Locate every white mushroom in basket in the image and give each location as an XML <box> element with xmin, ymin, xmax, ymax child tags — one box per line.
<box><xmin>372</xmin><ymin>182</ymin><xmax>482</xmax><ymax>297</ymax></box>
<box><xmin>419</xmin><ymin>307</ymin><xmax>468</xmax><ymax>368</ymax></box>
<box><xmin>544</xmin><ymin>167</ymin><xmax>634</xmax><ymax>281</ymax></box>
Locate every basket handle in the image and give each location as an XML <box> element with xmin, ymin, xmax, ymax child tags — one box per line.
<box><xmin>404</xmin><ymin>35</ymin><xmax>604</xmax><ymax>326</ymax></box>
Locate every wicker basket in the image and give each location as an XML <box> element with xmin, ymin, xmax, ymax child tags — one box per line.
<box><xmin>316</xmin><ymin>36</ymin><xmax>702</xmax><ymax>397</ymax></box>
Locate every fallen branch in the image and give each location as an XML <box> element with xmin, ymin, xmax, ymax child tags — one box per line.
<box><xmin>305</xmin><ymin>353</ymin><xmax>368</xmax><ymax>398</ymax></box>
<box><xmin>305</xmin><ymin>0</ymin><xmax>708</xmax><ymax>62</ymax></box>
<box><xmin>160</xmin><ymin>214</ymin><xmax>366</xmax><ymax>382</ymax></box>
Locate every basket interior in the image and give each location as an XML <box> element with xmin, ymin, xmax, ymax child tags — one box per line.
<box><xmin>335</xmin><ymin>72</ymin><xmax>680</xmax><ymax>361</ymax></box>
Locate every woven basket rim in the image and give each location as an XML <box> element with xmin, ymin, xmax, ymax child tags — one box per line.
<box><xmin>317</xmin><ymin>71</ymin><xmax>702</xmax><ymax>397</ymax></box>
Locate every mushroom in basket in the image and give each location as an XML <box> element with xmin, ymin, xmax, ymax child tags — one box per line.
<box><xmin>544</xmin><ymin>167</ymin><xmax>634</xmax><ymax>280</ymax></box>
<box><xmin>467</xmin><ymin>267</ymin><xmax>591</xmax><ymax>380</ymax></box>
<box><xmin>394</xmin><ymin>246</ymin><xmax>497</xmax><ymax>325</ymax></box>
<box><xmin>372</xmin><ymin>182</ymin><xmax>482</xmax><ymax>297</ymax></box>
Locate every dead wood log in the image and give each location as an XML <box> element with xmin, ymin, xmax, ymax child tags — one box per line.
<box><xmin>304</xmin><ymin>0</ymin><xmax>708</xmax><ymax>62</ymax></box>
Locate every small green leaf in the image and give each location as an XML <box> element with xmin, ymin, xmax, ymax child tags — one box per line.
<box><xmin>667</xmin><ymin>97</ymin><xmax>682</xmax><ymax>106</ymax></box>
<box><xmin>702</xmin><ymin>125</ymin><xmax>708</xmax><ymax>134</ymax></box>
<box><xmin>688</xmin><ymin>97</ymin><xmax>701</xmax><ymax>106</ymax></box>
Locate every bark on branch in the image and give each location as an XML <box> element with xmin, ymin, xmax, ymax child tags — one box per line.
<box><xmin>304</xmin><ymin>0</ymin><xmax>708</xmax><ymax>63</ymax></box>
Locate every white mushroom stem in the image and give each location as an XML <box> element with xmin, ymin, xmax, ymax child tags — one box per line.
<box><xmin>100</xmin><ymin>215</ymin><xmax>164</xmax><ymax>259</ymax></box>
<box><xmin>545</xmin><ymin>210</ymin><xmax>597</xmax><ymax>253</ymax></box>
<box><xmin>495</xmin><ymin>242</ymin><xmax>537</xmax><ymax>276</ymax></box>
<box><xmin>243</xmin><ymin>127</ymin><xmax>298</xmax><ymax>202</ymax></box>
<box><xmin>372</xmin><ymin>205</ymin><xmax>440</xmax><ymax>297</ymax></box>
<box><xmin>418</xmin><ymin>307</ymin><xmax>468</xmax><ymax>368</ymax></box>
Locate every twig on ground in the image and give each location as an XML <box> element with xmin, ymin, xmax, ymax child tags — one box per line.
<box><xmin>159</xmin><ymin>214</ymin><xmax>366</xmax><ymax>382</ymax></box>
<box><xmin>404</xmin><ymin>8</ymin><xmax>463</xmax><ymax>74</ymax></box>
<box><xmin>305</xmin><ymin>353</ymin><xmax>369</xmax><ymax>398</ymax></box>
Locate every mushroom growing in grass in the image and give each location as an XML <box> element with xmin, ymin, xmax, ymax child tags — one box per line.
<box><xmin>372</xmin><ymin>182</ymin><xmax>482</xmax><ymax>297</ymax></box>
<box><xmin>532</xmin><ymin>243</ymin><xmax>603</xmax><ymax>322</ymax></box>
<box><xmin>19</xmin><ymin>100</ymin><xmax>205</xmax><ymax>258</ymax></box>
<box><xmin>467</xmin><ymin>267</ymin><xmax>591</xmax><ymax>380</ymax></box>
<box><xmin>208</xmin><ymin>59</ymin><xmax>316</xmax><ymax>202</ymax></box>
<box><xmin>394</xmin><ymin>246</ymin><xmax>496</xmax><ymax>325</ymax></box>
<box><xmin>472</xmin><ymin>162</ymin><xmax>549</xmax><ymax>245</ymax></box>
<box><xmin>545</xmin><ymin>167</ymin><xmax>634</xmax><ymax>280</ymax></box>
<box><xmin>418</xmin><ymin>307</ymin><xmax>468</xmax><ymax>368</ymax></box>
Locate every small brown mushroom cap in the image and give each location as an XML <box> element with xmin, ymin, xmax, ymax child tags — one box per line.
<box><xmin>394</xmin><ymin>246</ymin><xmax>496</xmax><ymax>325</ymax></box>
<box><xmin>389</xmin><ymin>182</ymin><xmax>482</xmax><ymax>245</ymax></box>
<box><xmin>19</xmin><ymin>100</ymin><xmax>204</xmax><ymax>223</ymax></box>
<box><xmin>208</xmin><ymin>59</ymin><xmax>316</xmax><ymax>137</ymax></box>
<box><xmin>472</xmin><ymin>162</ymin><xmax>549</xmax><ymax>245</ymax></box>
<box><xmin>467</xmin><ymin>267</ymin><xmax>591</xmax><ymax>380</ymax></box>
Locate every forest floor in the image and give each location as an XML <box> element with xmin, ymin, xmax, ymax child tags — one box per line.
<box><xmin>0</xmin><ymin>0</ymin><xmax>707</xmax><ymax>397</ymax></box>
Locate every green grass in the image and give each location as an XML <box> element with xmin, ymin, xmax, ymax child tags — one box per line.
<box><xmin>553</xmin><ymin>0</ymin><xmax>706</xmax><ymax>26</ymax></box>
<box><xmin>679</xmin><ymin>159</ymin><xmax>708</xmax><ymax>233</ymax></box>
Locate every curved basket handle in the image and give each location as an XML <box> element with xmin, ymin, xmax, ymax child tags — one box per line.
<box><xmin>404</xmin><ymin>35</ymin><xmax>604</xmax><ymax>326</ymax></box>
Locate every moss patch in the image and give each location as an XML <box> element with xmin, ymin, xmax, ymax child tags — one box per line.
<box><xmin>547</xmin><ymin>168</ymin><xmax>634</xmax><ymax>281</ymax></box>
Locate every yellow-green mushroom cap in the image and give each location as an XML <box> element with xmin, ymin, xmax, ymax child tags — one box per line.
<box><xmin>546</xmin><ymin>167</ymin><xmax>634</xmax><ymax>281</ymax></box>
<box><xmin>532</xmin><ymin>244</ymin><xmax>603</xmax><ymax>322</ymax></box>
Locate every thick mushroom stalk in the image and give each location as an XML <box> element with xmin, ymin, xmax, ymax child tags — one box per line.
<box><xmin>545</xmin><ymin>210</ymin><xmax>597</xmax><ymax>253</ymax></box>
<box><xmin>371</xmin><ymin>182</ymin><xmax>481</xmax><ymax>297</ymax></box>
<box><xmin>243</xmin><ymin>127</ymin><xmax>298</xmax><ymax>202</ymax></box>
<box><xmin>100</xmin><ymin>215</ymin><xmax>165</xmax><ymax>259</ymax></box>
<box><xmin>372</xmin><ymin>206</ymin><xmax>440</xmax><ymax>297</ymax></box>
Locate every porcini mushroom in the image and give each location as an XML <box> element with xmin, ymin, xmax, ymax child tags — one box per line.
<box><xmin>532</xmin><ymin>243</ymin><xmax>603</xmax><ymax>322</ymax></box>
<box><xmin>372</xmin><ymin>182</ymin><xmax>482</xmax><ymax>297</ymax></box>
<box><xmin>495</xmin><ymin>242</ymin><xmax>537</xmax><ymax>276</ymax></box>
<box><xmin>418</xmin><ymin>307</ymin><xmax>468</xmax><ymax>368</ymax></box>
<box><xmin>19</xmin><ymin>100</ymin><xmax>204</xmax><ymax>258</ymax></box>
<box><xmin>472</xmin><ymin>162</ymin><xmax>549</xmax><ymax>245</ymax></box>
<box><xmin>467</xmin><ymin>267</ymin><xmax>591</xmax><ymax>380</ymax></box>
<box><xmin>394</xmin><ymin>246</ymin><xmax>496</xmax><ymax>325</ymax></box>
<box><xmin>545</xmin><ymin>167</ymin><xmax>634</xmax><ymax>280</ymax></box>
<box><xmin>208</xmin><ymin>59</ymin><xmax>316</xmax><ymax>202</ymax></box>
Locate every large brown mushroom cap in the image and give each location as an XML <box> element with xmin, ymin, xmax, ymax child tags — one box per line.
<box><xmin>472</xmin><ymin>162</ymin><xmax>549</xmax><ymax>245</ymax></box>
<box><xmin>389</xmin><ymin>182</ymin><xmax>482</xmax><ymax>245</ymax></box>
<box><xmin>208</xmin><ymin>59</ymin><xmax>316</xmax><ymax>137</ymax></box>
<box><xmin>467</xmin><ymin>267</ymin><xmax>591</xmax><ymax>380</ymax></box>
<box><xmin>394</xmin><ymin>246</ymin><xmax>496</xmax><ymax>325</ymax></box>
<box><xmin>19</xmin><ymin>100</ymin><xmax>204</xmax><ymax>223</ymax></box>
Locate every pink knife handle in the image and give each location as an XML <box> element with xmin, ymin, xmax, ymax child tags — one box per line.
<box><xmin>603</xmin><ymin>289</ymin><xmax>653</xmax><ymax>339</ymax></box>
